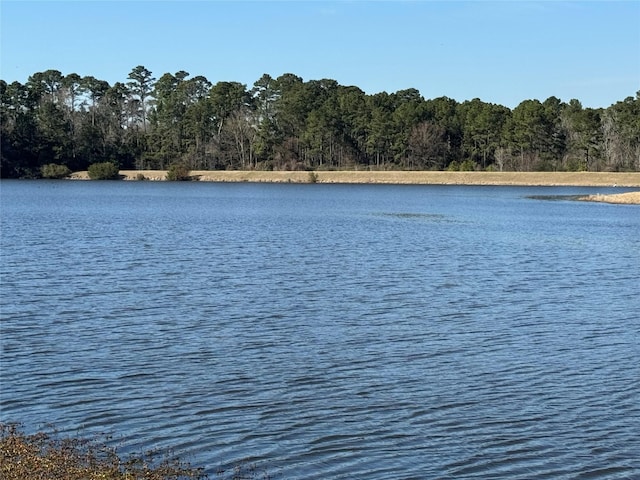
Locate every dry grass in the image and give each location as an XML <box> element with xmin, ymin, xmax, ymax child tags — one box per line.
<box><xmin>577</xmin><ymin>191</ymin><xmax>640</xmax><ymax>204</ymax></box>
<box><xmin>69</xmin><ymin>170</ymin><xmax>640</xmax><ymax>187</ymax></box>
<box><xmin>0</xmin><ymin>423</ymin><xmax>207</xmax><ymax>480</ymax></box>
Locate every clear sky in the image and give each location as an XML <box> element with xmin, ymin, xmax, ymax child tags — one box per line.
<box><xmin>1</xmin><ymin>0</ymin><xmax>639</xmax><ymax>109</ymax></box>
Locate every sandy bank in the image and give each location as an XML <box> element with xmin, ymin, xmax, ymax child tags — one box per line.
<box><xmin>576</xmin><ymin>191</ymin><xmax>640</xmax><ymax>205</ymax></box>
<box><xmin>69</xmin><ymin>170</ymin><xmax>640</xmax><ymax>188</ymax></box>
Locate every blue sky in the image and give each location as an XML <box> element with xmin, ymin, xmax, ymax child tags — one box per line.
<box><xmin>1</xmin><ymin>0</ymin><xmax>639</xmax><ymax>109</ymax></box>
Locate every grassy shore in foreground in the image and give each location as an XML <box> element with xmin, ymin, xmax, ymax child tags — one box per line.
<box><xmin>0</xmin><ymin>423</ymin><xmax>273</xmax><ymax>480</ymax></box>
<box><xmin>69</xmin><ymin>170</ymin><xmax>640</xmax><ymax>188</ymax></box>
<box><xmin>0</xmin><ymin>423</ymin><xmax>207</xmax><ymax>480</ymax></box>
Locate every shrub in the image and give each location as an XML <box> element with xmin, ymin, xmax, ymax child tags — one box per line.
<box><xmin>308</xmin><ymin>171</ymin><xmax>318</xmax><ymax>183</ymax></box>
<box><xmin>459</xmin><ymin>159</ymin><xmax>476</xmax><ymax>171</ymax></box>
<box><xmin>40</xmin><ymin>163</ymin><xmax>71</xmax><ymax>179</ymax></box>
<box><xmin>565</xmin><ymin>156</ymin><xmax>587</xmax><ymax>172</ymax></box>
<box><xmin>447</xmin><ymin>161</ymin><xmax>460</xmax><ymax>171</ymax></box>
<box><xmin>88</xmin><ymin>162</ymin><xmax>120</xmax><ymax>180</ymax></box>
<box><xmin>136</xmin><ymin>173</ymin><xmax>147</xmax><ymax>181</ymax></box>
<box><xmin>166</xmin><ymin>163</ymin><xmax>191</xmax><ymax>181</ymax></box>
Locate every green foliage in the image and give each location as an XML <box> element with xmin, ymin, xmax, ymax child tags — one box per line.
<box><xmin>459</xmin><ymin>159</ymin><xmax>476</xmax><ymax>171</ymax></box>
<box><xmin>1</xmin><ymin>68</ymin><xmax>639</xmax><ymax>177</ymax></box>
<box><xmin>446</xmin><ymin>159</ymin><xmax>476</xmax><ymax>171</ymax></box>
<box><xmin>88</xmin><ymin>162</ymin><xmax>120</xmax><ymax>180</ymax></box>
<box><xmin>40</xmin><ymin>163</ymin><xmax>71</xmax><ymax>179</ymax></box>
<box><xmin>166</xmin><ymin>163</ymin><xmax>191</xmax><ymax>181</ymax></box>
<box><xmin>564</xmin><ymin>156</ymin><xmax>588</xmax><ymax>172</ymax></box>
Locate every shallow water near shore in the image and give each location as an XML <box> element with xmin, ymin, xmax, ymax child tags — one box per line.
<box><xmin>2</xmin><ymin>181</ymin><xmax>639</xmax><ymax>479</ymax></box>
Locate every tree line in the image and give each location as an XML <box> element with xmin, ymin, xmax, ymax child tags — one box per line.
<box><xmin>1</xmin><ymin>66</ymin><xmax>639</xmax><ymax>178</ymax></box>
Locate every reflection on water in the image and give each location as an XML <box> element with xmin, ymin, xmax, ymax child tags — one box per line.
<box><xmin>1</xmin><ymin>181</ymin><xmax>639</xmax><ymax>479</ymax></box>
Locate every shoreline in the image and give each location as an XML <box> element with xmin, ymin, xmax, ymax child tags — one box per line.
<box><xmin>69</xmin><ymin>170</ymin><xmax>640</xmax><ymax>187</ymax></box>
<box><xmin>67</xmin><ymin>170</ymin><xmax>640</xmax><ymax>204</ymax></box>
<box><xmin>576</xmin><ymin>191</ymin><xmax>640</xmax><ymax>205</ymax></box>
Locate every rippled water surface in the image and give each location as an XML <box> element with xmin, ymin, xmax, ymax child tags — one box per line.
<box><xmin>2</xmin><ymin>180</ymin><xmax>639</xmax><ymax>479</ymax></box>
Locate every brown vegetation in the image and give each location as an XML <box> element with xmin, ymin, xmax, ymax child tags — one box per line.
<box><xmin>0</xmin><ymin>423</ymin><xmax>206</xmax><ymax>480</ymax></box>
<box><xmin>69</xmin><ymin>170</ymin><xmax>640</xmax><ymax>187</ymax></box>
<box><xmin>577</xmin><ymin>191</ymin><xmax>640</xmax><ymax>204</ymax></box>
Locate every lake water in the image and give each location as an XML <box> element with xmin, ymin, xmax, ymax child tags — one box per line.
<box><xmin>1</xmin><ymin>180</ymin><xmax>639</xmax><ymax>479</ymax></box>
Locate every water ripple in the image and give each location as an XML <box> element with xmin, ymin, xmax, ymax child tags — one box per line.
<box><xmin>1</xmin><ymin>182</ymin><xmax>639</xmax><ymax>479</ymax></box>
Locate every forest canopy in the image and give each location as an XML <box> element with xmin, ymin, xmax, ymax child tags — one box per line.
<box><xmin>1</xmin><ymin>66</ymin><xmax>639</xmax><ymax>178</ymax></box>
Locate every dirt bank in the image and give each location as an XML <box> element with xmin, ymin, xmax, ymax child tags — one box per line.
<box><xmin>69</xmin><ymin>170</ymin><xmax>640</xmax><ymax>187</ymax></box>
